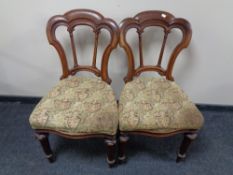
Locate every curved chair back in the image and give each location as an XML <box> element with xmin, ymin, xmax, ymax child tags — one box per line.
<box><xmin>119</xmin><ymin>11</ymin><xmax>192</xmax><ymax>82</ymax></box>
<box><xmin>47</xmin><ymin>9</ymin><xmax>119</xmax><ymax>84</ymax></box>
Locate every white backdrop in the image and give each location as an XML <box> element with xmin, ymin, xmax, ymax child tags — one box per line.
<box><xmin>0</xmin><ymin>0</ymin><xmax>233</xmax><ymax>105</ymax></box>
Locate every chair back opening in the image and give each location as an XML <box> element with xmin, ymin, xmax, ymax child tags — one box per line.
<box><xmin>47</xmin><ymin>9</ymin><xmax>119</xmax><ymax>84</ymax></box>
<box><xmin>119</xmin><ymin>11</ymin><xmax>192</xmax><ymax>82</ymax></box>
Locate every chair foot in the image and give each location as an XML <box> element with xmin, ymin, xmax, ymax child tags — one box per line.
<box><xmin>118</xmin><ymin>133</ymin><xmax>129</xmax><ymax>164</ymax></box>
<box><xmin>176</xmin><ymin>153</ymin><xmax>186</xmax><ymax>163</ymax></box>
<box><xmin>105</xmin><ymin>138</ymin><xmax>117</xmax><ymax>168</ymax></box>
<box><xmin>118</xmin><ymin>155</ymin><xmax>127</xmax><ymax>164</ymax></box>
<box><xmin>176</xmin><ymin>132</ymin><xmax>198</xmax><ymax>163</ymax></box>
<box><xmin>35</xmin><ymin>132</ymin><xmax>55</xmax><ymax>163</ymax></box>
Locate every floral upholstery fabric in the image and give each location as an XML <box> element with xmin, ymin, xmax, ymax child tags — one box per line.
<box><xmin>119</xmin><ymin>78</ymin><xmax>204</xmax><ymax>133</ymax></box>
<box><xmin>29</xmin><ymin>77</ymin><xmax>118</xmax><ymax>136</ymax></box>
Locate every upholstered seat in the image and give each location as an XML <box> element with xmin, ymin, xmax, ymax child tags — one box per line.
<box><xmin>119</xmin><ymin>77</ymin><xmax>204</xmax><ymax>133</ymax></box>
<box><xmin>29</xmin><ymin>76</ymin><xmax>118</xmax><ymax>136</ymax></box>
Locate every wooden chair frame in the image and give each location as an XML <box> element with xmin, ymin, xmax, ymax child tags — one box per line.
<box><xmin>118</xmin><ymin>10</ymin><xmax>198</xmax><ymax>163</ymax></box>
<box><xmin>34</xmin><ymin>9</ymin><xmax>119</xmax><ymax>167</ymax></box>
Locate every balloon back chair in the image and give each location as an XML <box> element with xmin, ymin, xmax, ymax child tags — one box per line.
<box><xmin>118</xmin><ymin>11</ymin><xmax>204</xmax><ymax>162</ymax></box>
<box><xmin>29</xmin><ymin>9</ymin><xmax>119</xmax><ymax>167</ymax></box>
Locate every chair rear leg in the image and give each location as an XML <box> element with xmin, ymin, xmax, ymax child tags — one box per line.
<box><xmin>118</xmin><ymin>133</ymin><xmax>129</xmax><ymax>163</ymax></box>
<box><xmin>35</xmin><ymin>132</ymin><xmax>55</xmax><ymax>163</ymax></box>
<box><xmin>176</xmin><ymin>132</ymin><xmax>198</xmax><ymax>163</ymax></box>
<box><xmin>105</xmin><ymin>138</ymin><xmax>117</xmax><ymax>168</ymax></box>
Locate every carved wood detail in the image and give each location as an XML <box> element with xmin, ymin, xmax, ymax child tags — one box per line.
<box><xmin>119</xmin><ymin>10</ymin><xmax>192</xmax><ymax>82</ymax></box>
<box><xmin>47</xmin><ymin>9</ymin><xmax>119</xmax><ymax>84</ymax></box>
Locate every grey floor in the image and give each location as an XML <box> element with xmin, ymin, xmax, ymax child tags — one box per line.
<box><xmin>0</xmin><ymin>102</ymin><xmax>232</xmax><ymax>175</ymax></box>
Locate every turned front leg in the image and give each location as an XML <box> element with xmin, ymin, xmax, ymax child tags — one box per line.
<box><xmin>105</xmin><ymin>138</ymin><xmax>116</xmax><ymax>167</ymax></box>
<box><xmin>35</xmin><ymin>132</ymin><xmax>55</xmax><ymax>163</ymax></box>
<box><xmin>176</xmin><ymin>132</ymin><xmax>198</xmax><ymax>163</ymax></box>
<box><xmin>118</xmin><ymin>133</ymin><xmax>129</xmax><ymax>163</ymax></box>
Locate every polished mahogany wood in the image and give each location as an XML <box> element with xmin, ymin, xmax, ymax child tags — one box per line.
<box><xmin>176</xmin><ymin>132</ymin><xmax>198</xmax><ymax>162</ymax></box>
<box><xmin>35</xmin><ymin>132</ymin><xmax>55</xmax><ymax>163</ymax></box>
<box><xmin>35</xmin><ymin>129</ymin><xmax>114</xmax><ymax>140</ymax></box>
<box><xmin>35</xmin><ymin>9</ymin><xmax>119</xmax><ymax>167</ymax></box>
<box><xmin>121</xmin><ymin>129</ymin><xmax>197</xmax><ymax>138</ymax></box>
<box><xmin>47</xmin><ymin>9</ymin><xmax>119</xmax><ymax>84</ymax></box>
<box><xmin>118</xmin><ymin>133</ymin><xmax>129</xmax><ymax>163</ymax></box>
<box><xmin>119</xmin><ymin>10</ymin><xmax>196</xmax><ymax>162</ymax></box>
<box><xmin>105</xmin><ymin>139</ymin><xmax>117</xmax><ymax>167</ymax></box>
<box><xmin>119</xmin><ymin>10</ymin><xmax>192</xmax><ymax>82</ymax></box>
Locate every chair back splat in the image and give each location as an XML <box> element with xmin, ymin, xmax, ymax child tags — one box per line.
<box><xmin>47</xmin><ymin>9</ymin><xmax>119</xmax><ymax>84</ymax></box>
<box><xmin>119</xmin><ymin>10</ymin><xmax>192</xmax><ymax>82</ymax></box>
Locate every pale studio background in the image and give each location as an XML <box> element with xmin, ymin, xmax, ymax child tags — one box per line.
<box><xmin>0</xmin><ymin>0</ymin><xmax>233</xmax><ymax>105</ymax></box>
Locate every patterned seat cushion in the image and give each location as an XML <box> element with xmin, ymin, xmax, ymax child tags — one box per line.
<box><xmin>119</xmin><ymin>78</ymin><xmax>204</xmax><ymax>133</ymax></box>
<box><xmin>29</xmin><ymin>77</ymin><xmax>118</xmax><ymax>136</ymax></box>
